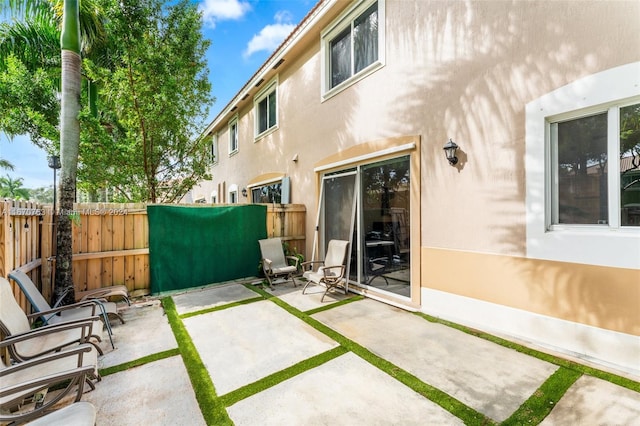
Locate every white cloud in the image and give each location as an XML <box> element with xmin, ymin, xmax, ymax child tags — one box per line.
<box><xmin>199</xmin><ymin>0</ymin><xmax>251</xmax><ymax>28</ymax></box>
<box><xmin>243</xmin><ymin>11</ymin><xmax>296</xmax><ymax>59</ymax></box>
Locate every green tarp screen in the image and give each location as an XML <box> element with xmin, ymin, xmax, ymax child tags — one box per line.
<box><xmin>148</xmin><ymin>204</ymin><xmax>267</xmax><ymax>294</ymax></box>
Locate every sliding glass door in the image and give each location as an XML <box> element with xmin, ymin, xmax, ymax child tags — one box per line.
<box><xmin>318</xmin><ymin>155</ymin><xmax>411</xmax><ymax>299</ymax></box>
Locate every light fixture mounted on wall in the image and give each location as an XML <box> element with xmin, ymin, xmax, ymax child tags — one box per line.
<box><xmin>241</xmin><ymin>188</ymin><xmax>247</xmax><ymax>197</ymax></box>
<box><xmin>443</xmin><ymin>139</ymin><xmax>459</xmax><ymax>165</ymax></box>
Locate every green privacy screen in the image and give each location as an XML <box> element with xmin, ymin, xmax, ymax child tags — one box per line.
<box><xmin>148</xmin><ymin>204</ymin><xmax>267</xmax><ymax>294</ymax></box>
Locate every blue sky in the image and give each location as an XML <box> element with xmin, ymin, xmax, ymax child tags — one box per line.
<box><xmin>0</xmin><ymin>0</ymin><xmax>315</xmax><ymax>189</ymax></box>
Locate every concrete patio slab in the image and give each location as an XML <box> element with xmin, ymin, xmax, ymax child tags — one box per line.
<box><xmin>173</xmin><ymin>283</ymin><xmax>259</xmax><ymax>315</ymax></box>
<box><xmin>98</xmin><ymin>300</ymin><xmax>178</xmax><ymax>369</ymax></box>
<box><xmin>312</xmin><ymin>298</ymin><xmax>559</xmax><ymax>422</ymax></box>
<box><xmin>266</xmin><ymin>281</ymin><xmax>350</xmax><ymax>312</ymax></box>
<box><xmin>227</xmin><ymin>351</ymin><xmax>464</xmax><ymax>426</ymax></box>
<box><xmin>84</xmin><ymin>355</ymin><xmax>204</xmax><ymax>425</ymax></box>
<box><xmin>541</xmin><ymin>375</ymin><xmax>640</xmax><ymax>425</ymax></box>
<box><xmin>183</xmin><ymin>300</ymin><xmax>339</xmax><ymax>395</ymax></box>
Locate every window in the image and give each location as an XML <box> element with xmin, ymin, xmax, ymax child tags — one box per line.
<box><xmin>211</xmin><ymin>133</ymin><xmax>218</xmax><ymax>164</ymax></box>
<box><xmin>322</xmin><ymin>0</ymin><xmax>385</xmax><ymax>97</ymax></box>
<box><xmin>229</xmin><ymin>191</ymin><xmax>238</xmax><ymax>204</ymax></box>
<box><xmin>252</xmin><ymin>181</ymin><xmax>282</xmax><ymax>203</ymax></box>
<box><xmin>550</xmin><ymin>103</ymin><xmax>640</xmax><ymax>227</ymax></box>
<box><xmin>250</xmin><ymin>177</ymin><xmax>291</xmax><ymax>203</ymax></box>
<box><xmin>229</xmin><ymin>117</ymin><xmax>238</xmax><ymax>155</ymax></box>
<box><xmin>254</xmin><ymin>80</ymin><xmax>277</xmax><ymax>137</ymax></box>
<box><xmin>525</xmin><ymin>62</ymin><xmax>640</xmax><ymax>269</ymax></box>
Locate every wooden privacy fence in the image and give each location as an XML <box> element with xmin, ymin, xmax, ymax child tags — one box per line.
<box><xmin>1</xmin><ymin>200</ymin><xmax>305</xmax><ymax>312</ymax></box>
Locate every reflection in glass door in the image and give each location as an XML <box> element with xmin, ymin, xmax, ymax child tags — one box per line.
<box><xmin>319</xmin><ymin>156</ymin><xmax>411</xmax><ymax>299</ymax></box>
<box><xmin>359</xmin><ymin>156</ymin><xmax>410</xmax><ymax>297</ymax></box>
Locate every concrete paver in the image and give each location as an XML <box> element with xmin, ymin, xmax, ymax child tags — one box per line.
<box><xmin>184</xmin><ymin>300</ymin><xmax>338</xmax><ymax>395</ymax></box>
<box><xmin>312</xmin><ymin>298</ymin><xmax>559</xmax><ymax>422</ymax></box>
<box><xmin>173</xmin><ymin>283</ymin><xmax>259</xmax><ymax>315</ymax></box>
<box><xmin>541</xmin><ymin>375</ymin><xmax>640</xmax><ymax>426</ymax></box>
<box><xmin>84</xmin><ymin>355</ymin><xmax>205</xmax><ymax>425</ymax></box>
<box><xmin>227</xmin><ymin>351</ymin><xmax>464</xmax><ymax>426</ymax></box>
<box><xmin>83</xmin><ymin>282</ymin><xmax>639</xmax><ymax>425</ymax></box>
<box><xmin>99</xmin><ymin>299</ymin><xmax>178</xmax><ymax>369</ymax></box>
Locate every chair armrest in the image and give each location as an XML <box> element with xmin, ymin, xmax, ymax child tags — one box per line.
<box><xmin>286</xmin><ymin>256</ymin><xmax>300</xmax><ymax>269</ymax></box>
<box><xmin>26</xmin><ymin>301</ymin><xmax>99</xmax><ymax>318</ymax></box>
<box><xmin>3</xmin><ymin>318</ymin><xmax>97</xmax><ymax>346</ymax></box>
<box><xmin>0</xmin><ymin>344</ymin><xmax>94</xmax><ymax>373</ymax></box>
<box><xmin>322</xmin><ymin>265</ymin><xmax>345</xmax><ymax>279</ymax></box>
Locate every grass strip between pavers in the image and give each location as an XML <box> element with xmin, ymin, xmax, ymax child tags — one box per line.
<box><xmin>245</xmin><ymin>284</ymin><xmax>494</xmax><ymax>425</ymax></box>
<box><xmin>502</xmin><ymin>367</ymin><xmax>582</xmax><ymax>425</ymax></box>
<box><xmin>219</xmin><ymin>346</ymin><xmax>349</xmax><ymax>407</ymax></box>
<box><xmin>98</xmin><ymin>348</ymin><xmax>180</xmax><ymax>377</ymax></box>
<box><xmin>180</xmin><ymin>296</ymin><xmax>265</xmax><ymax>319</ymax></box>
<box><xmin>162</xmin><ymin>297</ymin><xmax>233</xmax><ymax>426</ymax></box>
<box><xmin>414</xmin><ymin>312</ymin><xmax>640</xmax><ymax>393</ymax></box>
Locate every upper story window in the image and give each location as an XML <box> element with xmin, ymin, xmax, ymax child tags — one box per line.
<box><xmin>255</xmin><ymin>80</ymin><xmax>278</xmax><ymax>137</ymax></box>
<box><xmin>321</xmin><ymin>0</ymin><xmax>385</xmax><ymax>98</ymax></box>
<box><xmin>229</xmin><ymin>117</ymin><xmax>238</xmax><ymax>155</ymax></box>
<box><xmin>525</xmin><ymin>62</ymin><xmax>640</xmax><ymax>269</ymax></box>
<box><xmin>211</xmin><ymin>133</ymin><xmax>218</xmax><ymax>164</ymax></box>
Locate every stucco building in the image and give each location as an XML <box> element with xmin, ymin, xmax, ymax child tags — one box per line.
<box><xmin>189</xmin><ymin>0</ymin><xmax>640</xmax><ymax>376</ymax></box>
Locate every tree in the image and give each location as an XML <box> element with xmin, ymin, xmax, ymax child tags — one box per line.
<box><xmin>0</xmin><ymin>174</ymin><xmax>30</xmax><ymax>199</ymax></box>
<box><xmin>55</xmin><ymin>0</ymin><xmax>81</xmax><ymax>304</ymax></box>
<box><xmin>0</xmin><ymin>158</ymin><xmax>14</xmax><ymax>170</ymax></box>
<box><xmin>84</xmin><ymin>0</ymin><xmax>213</xmax><ymax>202</ymax></box>
<box><xmin>28</xmin><ymin>185</ymin><xmax>54</xmax><ymax>202</ymax></box>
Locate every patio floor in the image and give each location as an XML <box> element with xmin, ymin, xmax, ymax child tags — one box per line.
<box><xmin>81</xmin><ymin>281</ymin><xmax>640</xmax><ymax>425</ymax></box>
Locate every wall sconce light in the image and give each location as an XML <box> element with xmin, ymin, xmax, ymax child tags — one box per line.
<box><xmin>443</xmin><ymin>139</ymin><xmax>459</xmax><ymax>165</ymax></box>
<box><xmin>241</xmin><ymin>188</ymin><xmax>247</xmax><ymax>197</ymax></box>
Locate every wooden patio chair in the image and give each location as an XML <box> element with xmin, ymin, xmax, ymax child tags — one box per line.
<box><xmin>9</xmin><ymin>270</ymin><xmax>125</xmax><ymax>348</ymax></box>
<box><xmin>258</xmin><ymin>238</ymin><xmax>300</xmax><ymax>290</ymax></box>
<box><xmin>0</xmin><ymin>340</ymin><xmax>97</xmax><ymax>425</ymax></box>
<box><xmin>0</xmin><ymin>277</ymin><xmax>103</xmax><ymax>361</ymax></box>
<box><xmin>301</xmin><ymin>240</ymin><xmax>350</xmax><ymax>302</ymax></box>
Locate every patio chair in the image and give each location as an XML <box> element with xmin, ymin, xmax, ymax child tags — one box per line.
<box><xmin>258</xmin><ymin>238</ymin><xmax>300</xmax><ymax>289</ymax></box>
<box><xmin>0</xmin><ymin>277</ymin><xmax>103</xmax><ymax>361</ymax></box>
<box><xmin>75</xmin><ymin>284</ymin><xmax>131</xmax><ymax>306</ymax></box>
<box><xmin>9</xmin><ymin>270</ymin><xmax>125</xmax><ymax>348</ymax></box>
<box><xmin>366</xmin><ymin>256</ymin><xmax>389</xmax><ymax>286</ymax></box>
<box><xmin>0</xmin><ymin>341</ymin><xmax>97</xmax><ymax>425</ymax></box>
<box><xmin>301</xmin><ymin>240</ymin><xmax>349</xmax><ymax>302</ymax></box>
<box><xmin>25</xmin><ymin>401</ymin><xmax>96</xmax><ymax>426</ymax></box>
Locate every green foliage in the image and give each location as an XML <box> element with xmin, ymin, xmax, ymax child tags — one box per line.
<box><xmin>27</xmin><ymin>185</ymin><xmax>54</xmax><ymax>203</ymax></box>
<box><xmin>0</xmin><ymin>54</ymin><xmax>59</xmax><ymax>148</ymax></box>
<box><xmin>83</xmin><ymin>0</ymin><xmax>214</xmax><ymax>202</ymax></box>
<box><xmin>0</xmin><ymin>174</ymin><xmax>30</xmax><ymax>199</ymax></box>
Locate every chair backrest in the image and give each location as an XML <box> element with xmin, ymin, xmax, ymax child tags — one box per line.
<box><xmin>258</xmin><ymin>238</ymin><xmax>287</xmax><ymax>268</ymax></box>
<box><xmin>8</xmin><ymin>270</ymin><xmax>53</xmax><ymax>314</ymax></box>
<box><xmin>324</xmin><ymin>240</ymin><xmax>349</xmax><ymax>267</ymax></box>
<box><xmin>0</xmin><ymin>277</ymin><xmax>32</xmax><ymax>336</ymax></box>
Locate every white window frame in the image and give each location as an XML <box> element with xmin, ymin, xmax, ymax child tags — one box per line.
<box><xmin>229</xmin><ymin>184</ymin><xmax>238</xmax><ymax>204</ymax></box>
<box><xmin>320</xmin><ymin>0</ymin><xmax>385</xmax><ymax>100</ymax></box>
<box><xmin>211</xmin><ymin>190</ymin><xmax>217</xmax><ymax>204</ymax></box>
<box><xmin>525</xmin><ymin>62</ymin><xmax>640</xmax><ymax>269</ymax></box>
<box><xmin>254</xmin><ymin>78</ymin><xmax>278</xmax><ymax>138</ymax></box>
<box><xmin>211</xmin><ymin>133</ymin><xmax>219</xmax><ymax>165</ymax></box>
<box><xmin>228</xmin><ymin>116</ymin><xmax>239</xmax><ymax>155</ymax></box>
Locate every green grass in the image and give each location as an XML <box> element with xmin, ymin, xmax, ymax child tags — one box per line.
<box><xmin>102</xmin><ymin>288</ymin><xmax>638</xmax><ymax>425</ymax></box>
<box><xmin>502</xmin><ymin>367</ymin><xmax>582</xmax><ymax>425</ymax></box>
<box><xmin>413</xmin><ymin>311</ymin><xmax>640</xmax><ymax>393</ymax></box>
<box><xmin>99</xmin><ymin>348</ymin><xmax>180</xmax><ymax>377</ymax></box>
<box><xmin>219</xmin><ymin>346</ymin><xmax>348</xmax><ymax>407</ymax></box>
<box><xmin>161</xmin><ymin>297</ymin><xmax>232</xmax><ymax>426</ymax></box>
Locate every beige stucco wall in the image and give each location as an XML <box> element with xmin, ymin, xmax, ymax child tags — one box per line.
<box><xmin>191</xmin><ymin>0</ymin><xmax>639</xmax><ymax>347</ymax></box>
<box><xmin>195</xmin><ymin>0</ymin><xmax>639</xmax><ymax>257</ymax></box>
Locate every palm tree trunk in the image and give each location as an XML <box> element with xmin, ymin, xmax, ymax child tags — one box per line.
<box><xmin>55</xmin><ymin>0</ymin><xmax>81</xmax><ymax>305</ymax></box>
